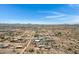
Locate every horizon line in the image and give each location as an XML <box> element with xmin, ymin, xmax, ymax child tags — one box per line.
<box><xmin>0</xmin><ymin>23</ymin><xmax>79</xmax><ymax>25</ymax></box>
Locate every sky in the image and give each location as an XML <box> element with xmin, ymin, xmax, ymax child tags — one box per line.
<box><xmin>0</xmin><ymin>4</ymin><xmax>79</xmax><ymax>24</ymax></box>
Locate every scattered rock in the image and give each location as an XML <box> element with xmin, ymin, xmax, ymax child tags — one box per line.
<box><xmin>14</xmin><ymin>44</ymin><xmax>23</xmax><ymax>49</ymax></box>
<box><xmin>0</xmin><ymin>43</ymin><xmax>9</xmax><ymax>48</ymax></box>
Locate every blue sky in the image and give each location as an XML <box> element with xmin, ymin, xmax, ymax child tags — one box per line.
<box><xmin>0</xmin><ymin>4</ymin><xmax>79</xmax><ymax>24</ymax></box>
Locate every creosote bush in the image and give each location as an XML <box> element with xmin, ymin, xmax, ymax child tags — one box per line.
<box><xmin>28</xmin><ymin>48</ymin><xmax>34</xmax><ymax>52</ymax></box>
<box><xmin>55</xmin><ymin>32</ymin><xmax>62</xmax><ymax>36</ymax></box>
<box><xmin>34</xmin><ymin>33</ymin><xmax>39</xmax><ymax>37</ymax></box>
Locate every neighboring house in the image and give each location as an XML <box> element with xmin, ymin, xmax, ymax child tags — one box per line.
<box><xmin>33</xmin><ymin>36</ymin><xmax>54</xmax><ymax>49</ymax></box>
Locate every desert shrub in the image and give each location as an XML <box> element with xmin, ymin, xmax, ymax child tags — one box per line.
<box><xmin>0</xmin><ymin>36</ymin><xmax>5</xmax><ymax>39</ymax></box>
<box><xmin>58</xmin><ymin>32</ymin><xmax>62</xmax><ymax>35</ymax></box>
<box><xmin>34</xmin><ymin>34</ymin><xmax>39</xmax><ymax>37</ymax></box>
<box><xmin>28</xmin><ymin>48</ymin><xmax>34</xmax><ymax>52</ymax></box>
<box><xmin>55</xmin><ymin>32</ymin><xmax>62</xmax><ymax>36</ymax></box>
<box><xmin>74</xmin><ymin>51</ymin><xmax>78</xmax><ymax>54</ymax></box>
<box><xmin>36</xmin><ymin>50</ymin><xmax>40</xmax><ymax>54</ymax></box>
<box><xmin>67</xmin><ymin>48</ymin><xmax>72</xmax><ymax>51</ymax></box>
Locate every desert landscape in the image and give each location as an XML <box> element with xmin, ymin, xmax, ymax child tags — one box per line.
<box><xmin>0</xmin><ymin>24</ymin><xmax>79</xmax><ymax>54</ymax></box>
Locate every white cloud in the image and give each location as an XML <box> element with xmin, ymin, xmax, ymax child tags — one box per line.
<box><xmin>39</xmin><ymin>10</ymin><xmax>79</xmax><ymax>24</ymax></box>
<box><xmin>51</xmin><ymin>11</ymin><xmax>64</xmax><ymax>15</ymax></box>
<box><xmin>55</xmin><ymin>15</ymin><xmax>79</xmax><ymax>24</ymax></box>
<box><xmin>41</xmin><ymin>11</ymin><xmax>79</xmax><ymax>24</ymax></box>
<box><xmin>69</xmin><ymin>16</ymin><xmax>79</xmax><ymax>24</ymax></box>
<box><xmin>43</xmin><ymin>11</ymin><xmax>66</xmax><ymax>19</ymax></box>
<box><xmin>38</xmin><ymin>11</ymin><xmax>65</xmax><ymax>15</ymax></box>
<box><xmin>45</xmin><ymin>14</ymin><xmax>65</xmax><ymax>18</ymax></box>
